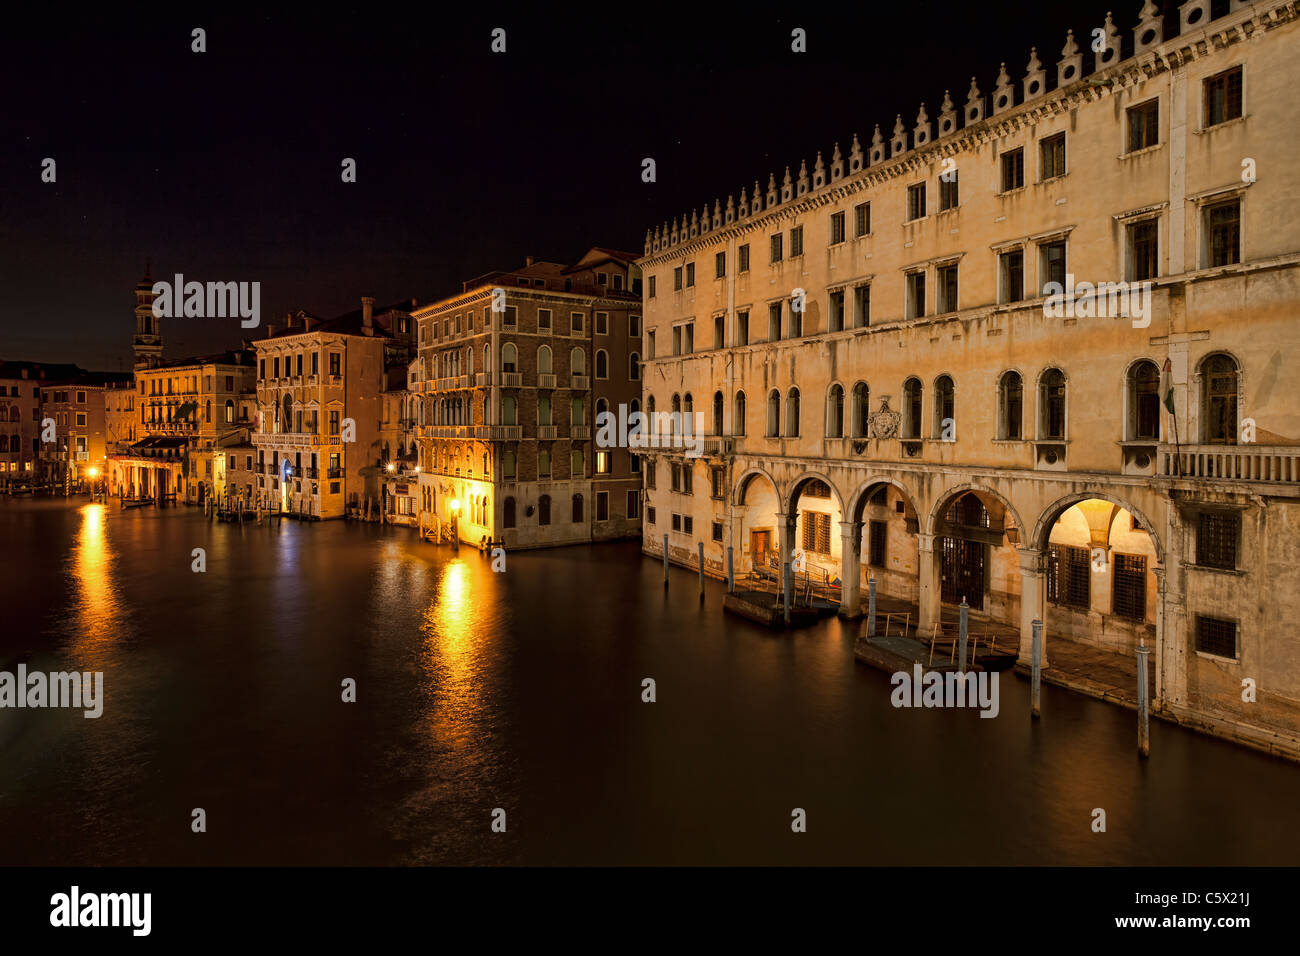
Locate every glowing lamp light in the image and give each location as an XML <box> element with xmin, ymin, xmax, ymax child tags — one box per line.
<box><xmin>386</xmin><ymin>462</ymin><xmax>396</xmax><ymax>473</ymax></box>
<box><xmin>87</xmin><ymin>467</ymin><xmax>99</xmax><ymax>478</ymax></box>
<box><xmin>449</xmin><ymin>499</ymin><xmax>460</xmax><ymax>512</ymax></box>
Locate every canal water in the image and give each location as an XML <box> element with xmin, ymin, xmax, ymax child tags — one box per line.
<box><xmin>1</xmin><ymin>498</ymin><xmax>1298</xmax><ymax>866</ymax></box>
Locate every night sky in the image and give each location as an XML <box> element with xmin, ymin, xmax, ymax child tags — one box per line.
<box><xmin>1</xmin><ymin>2</ymin><xmax>1110</xmax><ymax>369</ymax></box>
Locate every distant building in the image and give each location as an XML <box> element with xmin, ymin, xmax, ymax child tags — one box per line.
<box><xmin>0</xmin><ymin>360</ymin><xmax>81</xmax><ymax>482</ymax></box>
<box><xmin>413</xmin><ymin>247</ymin><xmax>644</xmax><ymax>548</ymax></box>
<box><xmin>251</xmin><ymin>298</ymin><xmax>416</xmax><ymax>518</ymax></box>
<box><xmin>37</xmin><ymin>371</ymin><xmax>131</xmax><ymax>489</ymax></box>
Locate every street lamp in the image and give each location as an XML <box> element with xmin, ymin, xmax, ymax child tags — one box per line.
<box><xmin>386</xmin><ymin>462</ymin><xmax>396</xmax><ymax>474</ymax></box>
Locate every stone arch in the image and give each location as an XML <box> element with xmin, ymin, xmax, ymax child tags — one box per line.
<box><xmin>845</xmin><ymin>475</ymin><xmax>922</xmax><ymax>524</ymax></box>
<box><xmin>733</xmin><ymin>466</ymin><xmax>779</xmax><ymax>507</ymax></box>
<box><xmin>927</xmin><ymin>481</ymin><xmax>1028</xmax><ymax>541</ymax></box>
<box><xmin>782</xmin><ymin>471</ymin><xmax>845</xmax><ymax>514</ymax></box>
<box><xmin>1030</xmin><ymin>490</ymin><xmax>1164</xmax><ymax>565</ymax></box>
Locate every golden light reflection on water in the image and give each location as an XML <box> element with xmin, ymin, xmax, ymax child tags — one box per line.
<box><xmin>420</xmin><ymin>559</ymin><xmax>492</xmax><ymax>750</ymax></box>
<box><xmin>70</xmin><ymin>504</ymin><xmax>125</xmax><ymax>653</ymax></box>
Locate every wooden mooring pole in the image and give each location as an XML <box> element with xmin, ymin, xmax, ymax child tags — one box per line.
<box><xmin>662</xmin><ymin>534</ymin><xmax>669</xmax><ymax>588</ymax></box>
<box><xmin>698</xmin><ymin>541</ymin><xmax>705</xmax><ymax>601</ymax></box>
<box><xmin>958</xmin><ymin>598</ymin><xmax>969</xmax><ymax>671</ymax></box>
<box><xmin>1031</xmin><ymin>619</ymin><xmax>1043</xmax><ymax>719</ymax></box>
<box><xmin>866</xmin><ymin>577</ymin><xmax>876</xmax><ymax>640</ymax></box>
<box><xmin>1137</xmin><ymin>645</ymin><xmax>1151</xmax><ymax>757</ymax></box>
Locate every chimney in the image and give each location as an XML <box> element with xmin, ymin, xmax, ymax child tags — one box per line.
<box><xmin>267</xmin><ymin>321</ymin><xmax>277</xmax><ymax>338</ymax></box>
<box><xmin>525</xmin><ymin>256</ymin><xmax>534</xmax><ymax>267</ymax></box>
<box><xmin>361</xmin><ymin>296</ymin><xmax>375</xmax><ymax>334</ymax></box>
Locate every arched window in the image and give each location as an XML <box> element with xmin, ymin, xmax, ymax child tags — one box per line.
<box><xmin>671</xmin><ymin>393</ymin><xmax>681</xmax><ymax>437</ymax></box>
<box><xmin>0</xmin><ymin>436</ymin><xmax>8</xmax><ymax>452</ymax></box>
<box><xmin>998</xmin><ymin>371</ymin><xmax>1023</xmax><ymax>440</ymax></box>
<box><xmin>466</xmin><ymin>346</ymin><xmax>474</xmax><ymax>375</ymax></box>
<box><xmin>282</xmin><ymin>394</ymin><xmax>293</xmax><ymax>432</ymax></box>
<box><xmin>538</xmin><ymin>393</ymin><xmax>551</xmax><ymax>426</ymax></box>
<box><xmin>851</xmin><ymin>382</ymin><xmax>870</xmax><ymax>438</ymax></box>
<box><xmin>483</xmin><ymin>344</ymin><xmax>490</xmax><ymax>379</ymax></box>
<box><xmin>572</xmin><ymin>493</ymin><xmax>584</xmax><ymax>522</ymax></box>
<box><xmin>683</xmin><ymin>393</ymin><xmax>694</xmax><ymax>435</ymax></box>
<box><xmin>537</xmin><ymin>345</ymin><xmax>552</xmax><ymax>375</ymax></box>
<box><xmin>767</xmin><ymin>389</ymin><xmax>781</xmax><ymax>438</ymax></box>
<box><xmin>1039</xmin><ymin>368</ymin><xmax>1067</xmax><ymax>439</ymax></box>
<box><xmin>501</xmin><ymin>343</ymin><xmax>517</xmax><ymax>373</ymax></box>
<box><xmin>902</xmin><ymin>378</ymin><xmax>922</xmax><ymax>439</ymax></box>
<box><xmin>647</xmin><ymin>395</ymin><xmax>657</xmax><ymax>439</ymax></box>
<box><xmin>571</xmin><ymin>348</ymin><xmax>586</xmax><ymax>375</ymax></box>
<box><xmin>571</xmin><ymin>395</ymin><xmax>585</xmax><ymax>426</ymax></box>
<box><xmin>933</xmin><ymin>375</ymin><xmax>955</xmax><ymax>440</ymax></box>
<box><xmin>502</xmin><ymin>394</ymin><xmax>517</xmax><ymax>426</ymax></box>
<box><xmin>786</xmin><ymin>388</ymin><xmax>800</xmax><ymax>437</ymax></box>
<box><xmin>595</xmin><ymin>349</ymin><xmax>609</xmax><ymax>379</ymax></box>
<box><xmin>225</xmin><ymin>399</ymin><xmax>234</xmax><ymax>423</ymax></box>
<box><xmin>596</xmin><ymin>398</ymin><xmax>608</xmax><ymax>423</ymax></box>
<box><xmin>539</xmin><ymin>494</ymin><xmax>551</xmax><ymax>525</ymax></box>
<box><xmin>503</xmin><ymin>496</ymin><xmax>516</xmax><ymax>528</ymax></box>
<box><xmin>712</xmin><ymin>391</ymin><xmax>724</xmax><ymax>436</ymax></box>
<box><xmin>826</xmin><ymin>384</ymin><xmax>845</xmax><ymax>438</ymax></box>
<box><xmin>205</xmin><ymin>400</ymin><xmax>211</xmax><ymax>422</ymax></box>
<box><xmin>734</xmin><ymin>390</ymin><xmax>747</xmax><ymax>435</ymax></box>
<box><xmin>1128</xmin><ymin>360</ymin><xmax>1160</xmax><ymax>441</ymax></box>
<box><xmin>1201</xmin><ymin>353</ymin><xmax>1238</xmax><ymax>444</ymax></box>
<box><xmin>629</xmin><ymin>352</ymin><xmax>640</xmax><ymax>380</ymax></box>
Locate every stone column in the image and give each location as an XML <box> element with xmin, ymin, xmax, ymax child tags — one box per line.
<box><xmin>838</xmin><ymin>519</ymin><xmax>863</xmax><ymax>617</ymax></box>
<box><xmin>776</xmin><ymin>510</ymin><xmax>796</xmax><ymax>606</ymax></box>
<box><xmin>1018</xmin><ymin>546</ymin><xmax>1048</xmax><ymax>668</ymax></box>
<box><xmin>917</xmin><ymin>532</ymin><xmax>940</xmax><ymax>633</ymax></box>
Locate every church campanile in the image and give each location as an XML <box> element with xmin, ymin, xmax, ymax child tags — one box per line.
<box><xmin>133</xmin><ymin>263</ymin><xmax>162</xmax><ymax>370</ymax></box>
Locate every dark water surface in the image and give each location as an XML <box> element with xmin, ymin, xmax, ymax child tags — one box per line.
<box><xmin>1</xmin><ymin>498</ymin><xmax>1298</xmax><ymax>866</ymax></box>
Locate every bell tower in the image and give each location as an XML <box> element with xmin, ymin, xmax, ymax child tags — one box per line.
<box><xmin>134</xmin><ymin>263</ymin><xmax>162</xmax><ymax>370</ymax></box>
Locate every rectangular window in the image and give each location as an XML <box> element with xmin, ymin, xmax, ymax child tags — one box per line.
<box><xmin>712</xmin><ymin>521</ymin><xmax>723</xmax><ymax>542</ymax></box>
<box><xmin>1001</xmin><ymin>148</ymin><xmax>1024</xmax><ymax>191</ymax></box>
<box><xmin>1000</xmin><ymin>250</ymin><xmax>1025</xmax><ymax>303</ymax></box>
<box><xmin>649</xmin><ymin>276</ymin><xmax>657</xmax><ymax>299</ymax></box>
<box><xmin>738</xmin><ymin>244</ymin><xmax>750</xmax><ymax>272</ymax></box>
<box><xmin>710</xmin><ymin>466</ymin><xmax>725</xmax><ymax>500</ymax></box>
<box><xmin>770</xmin><ymin>233</ymin><xmax>783</xmax><ymax>263</ymax></box>
<box><xmin>596</xmin><ymin>491</ymin><xmax>609</xmax><ymax>521</ymax></box>
<box><xmin>682</xmin><ymin>463</ymin><xmax>693</xmax><ymax>495</ymax></box>
<box><xmin>853</xmin><ymin>284</ymin><xmax>870</xmax><ymax>328</ymax></box>
<box><xmin>1041</xmin><ymin>241</ymin><xmax>1067</xmax><ymax>294</ymax></box>
<box><xmin>1112</xmin><ymin>553</ymin><xmax>1147</xmax><ymax>621</ymax></box>
<box><xmin>736</xmin><ymin>310</ymin><xmax>749</xmax><ymax>346</ymax></box>
<box><xmin>1127</xmin><ymin>99</ymin><xmax>1160</xmax><ymax>151</ymax></box>
<box><xmin>801</xmin><ymin>511</ymin><xmax>832</xmax><ymax>555</ymax></box>
<box><xmin>713</xmin><ymin>314</ymin><xmax>725</xmax><ymax>349</ymax></box>
<box><xmin>329</xmin><ymin>353</ymin><xmax>341</xmax><ymax>376</ymax></box>
<box><xmin>1195</xmin><ymin>615</ymin><xmax>1238</xmax><ymax>659</ymax></box>
<box><xmin>830</xmin><ymin>211</ymin><xmax>846</xmax><ymax>244</ymax></box>
<box><xmin>1207</xmin><ymin>200</ymin><xmax>1241</xmax><ymax>267</ymax></box>
<box><xmin>595</xmin><ymin>451</ymin><xmax>610</xmax><ymax>475</ymax></box>
<box><xmin>1129</xmin><ymin>220</ymin><xmax>1159</xmax><ymax>282</ymax></box>
<box><xmin>647</xmin><ymin>506</ymin><xmax>656</xmax><ymax>525</ymax></box>
<box><xmin>570</xmin><ymin>312</ymin><xmax>584</xmax><ymax>334</ymax></box>
<box><xmin>768</xmin><ymin>303</ymin><xmax>782</xmax><ymax>341</ymax></box>
<box><xmin>673</xmin><ymin>266</ymin><xmax>683</xmax><ymax>291</ymax></box>
<box><xmin>503</xmin><ymin>306</ymin><xmax>518</xmax><ymax>329</ymax></box>
<box><xmin>906</xmin><ymin>272</ymin><xmax>926</xmax><ymax>319</ymax></box>
<box><xmin>906</xmin><ymin>183</ymin><xmax>926</xmax><ymax>221</ymax></box>
<box><xmin>1047</xmin><ymin>544</ymin><xmax>1090</xmax><ymax>610</ymax></box>
<box><xmin>647</xmin><ymin>330</ymin><xmax>655</xmax><ymax>360</ymax></box>
<box><xmin>790</xmin><ymin>226</ymin><xmax>803</xmax><ymax>258</ymax></box>
<box><xmin>595</xmin><ymin>312</ymin><xmax>608</xmax><ymax>335</ymax></box>
<box><xmin>685</xmin><ymin>263</ymin><xmax>695</xmax><ymax>287</ymax></box>
<box><xmin>627</xmin><ymin>490</ymin><xmax>640</xmax><ymax>519</ymax></box>
<box><xmin>854</xmin><ymin>202</ymin><xmax>871</xmax><ymax>237</ymax></box>
<box><xmin>869</xmin><ymin>520</ymin><xmax>887</xmax><ymax>568</ymax></box>
<box><xmin>937</xmin><ymin>264</ymin><xmax>959</xmax><ymax>313</ymax></box>
<box><xmin>1040</xmin><ymin>132</ymin><xmax>1066</xmax><ymax>179</ymax></box>
<box><xmin>538</xmin><ymin>308</ymin><xmax>552</xmax><ymax>331</ymax></box>
<box><xmin>1196</xmin><ymin>511</ymin><xmax>1239</xmax><ymax>569</ymax></box>
<box><xmin>939</xmin><ymin>172</ymin><xmax>958</xmax><ymax>211</ymax></box>
<box><xmin>715</xmin><ymin>251</ymin><xmax>726</xmax><ymax>278</ymax></box>
<box><xmin>828</xmin><ymin>290</ymin><xmax>845</xmax><ymax>332</ymax></box>
<box><xmin>630</xmin><ymin>314</ymin><xmax>641</xmax><ymax>336</ymax></box>
<box><xmin>1204</xmin><ymin>66</ymin><xmax>1243</xmax><ymax>127</ymax></box>
<box><xmin>671</xmin><ymin>512</ymin><xmax>681</xmax><ymax>532</ymax></box>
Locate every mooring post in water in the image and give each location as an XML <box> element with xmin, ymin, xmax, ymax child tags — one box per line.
<box><xmin>1137</xmin><ymin>645</ymin><xmax>1150</xmax><ymax>757</ymax></box>
<box><xmin>662</xmin><ymin>534</ymin><xmax>669</xmax><ymax>588</ymax></box>
<box><xmin>726</xmin><ymin>545</ymin><xmax>734</xmax><ymax>593</ymax></box>
<box><xmin>959</xmin><ymin>598</ymin><xmax>969</xmax><ymax>671</ymax></box>
<box><xmin>1031</xmin><ymin>619</ymin><xmax>1043</xmax><ymax>718</ymax></box>
<box><xmin>866</xmin><ymin>577</ymin><xmax>877</xmax><ymax>640</ymax></box>
<box><xmin>698</xmin><ymin>541</ymin><xmax>705</xmax><ymax>601</ymax></box>
<box><xmin>783</xmin><ymin>560</ymin><xmax>792</xmax><ymax>625</ymax></box>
